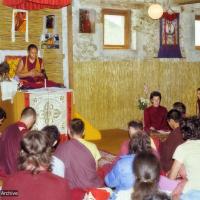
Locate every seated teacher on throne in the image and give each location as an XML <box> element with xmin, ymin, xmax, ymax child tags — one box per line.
<box><xmin>16</xmin><ymin>44</ymin><xmax>62</xmax><ymax>89</ymax></box>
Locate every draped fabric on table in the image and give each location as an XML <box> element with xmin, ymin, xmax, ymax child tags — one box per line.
<box><xmin>158</xmin><ymin>12</ymin><xmax>182</xmax><ymax>58</ymax></box>
<box><xmin>3</xmin><ymin>0</ymin><xmax>71</xmax><ymax>10</ymax></box>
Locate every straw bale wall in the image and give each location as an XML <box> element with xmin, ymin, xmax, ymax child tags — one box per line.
<box><xmin>74</xmin><ymin>60</ymin><xmax>200</xmax><ymax>129</ymax></box>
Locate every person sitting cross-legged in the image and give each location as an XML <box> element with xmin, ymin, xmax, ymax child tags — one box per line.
<box><xmin>169</xmin><ymin>116</ymin><xmax>200</xmax><ymax>198</ymax></box>
<box><xmin>105</xmin><ymin>131</ymin><xmax>152</xmax><ymax>200</ymax></box>
<box><xmin>144</xmin><ymin>91</ymin><xmax>169</xmax><ymax>133</ymax></box>
<box><xmin>159</xmin><ymin>109</ymin><xmax>184</xmax><ymax>173</ymax></box>
<box><xmin>0</xmin><ymin>107</ymin><xmax>36</xmax><ymax>175</ymax></box>
<box><xmin>52</xmin><ymin>118</ymin><xmax>103</xmax><ymax>189</ymax></box>
<box><xmin>42</xmin><ymin>125</ymin><xmax>60</xmax><ymax>151</ymax></box>
<box><xmin>132</xmin><ymin>151</ymin><xmax>170</xmax><ymax>200</ymax></box>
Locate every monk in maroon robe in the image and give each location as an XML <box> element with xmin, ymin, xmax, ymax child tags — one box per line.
<box><xmin>55</xmin><ymin>139</ymin><xmax>103</xmax><ymax>189</ymax></box>
<box><xmin>53</xmin><ymin>118</ymin><xmax>103</xmax><ymax>189</ymax></box>
<box><xmin>0</xmin><ymin>107</ymin><xmax>36</xmax><ymax>175</ymax></box>
<box><xmin>144</xmin><ymin>91</ymin><xmax>169</xmax><ymax>132</ymax></box>
<box><xmin>16</xmin><ymin>44</ymin><xmax>63</xmax><ymax>89</ymax></box>
<box><xmin>159</xmin><ymin>109</ymin><xmax>184</xmax><ymax>172</ymax></box>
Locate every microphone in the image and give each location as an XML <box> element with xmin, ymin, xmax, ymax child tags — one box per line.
<box><xmin>41</xmin><ymin>69</ymin><xmax>48</xmax><ymax>80</ymax></box>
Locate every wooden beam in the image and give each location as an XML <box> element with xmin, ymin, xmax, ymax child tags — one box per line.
<box><xmin>173</xmin><ymin>0</ymin><xmax>200</xmax><ymax>4</ymax></box>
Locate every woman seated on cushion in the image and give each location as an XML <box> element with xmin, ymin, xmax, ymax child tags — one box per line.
<box><xmin>16</xmin><ymin>44</ymin><xmax>62</xmax><ymax>89</ymax></box>
<box><xmin>144</xmin><ymin>91</ymin><xmax>169</xmax><ymax>133</ymax></box>
<box><xmin>132</xmin><ymin>151</ymin><xmax>170</xmax><ymax>200</ymax></box>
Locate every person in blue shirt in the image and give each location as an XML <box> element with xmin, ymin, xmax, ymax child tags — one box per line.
<box><xmin>105</xmin><ymin>131</ymin><xmax>151</xmax><ymax>199</ymax></box>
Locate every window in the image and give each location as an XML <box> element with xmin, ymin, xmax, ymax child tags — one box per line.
<box><xmin>195</xmin><ymin>15</ymin><xmax>200</xmax><ymax>50</ymax></box>
<box><xmin>102</xmin><ymin>9</ymin><xmax>131</xmax><ymax>49</ymax></box>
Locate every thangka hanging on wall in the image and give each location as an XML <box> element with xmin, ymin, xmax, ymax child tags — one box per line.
<box><xmin>158</xmin><ymin>12</ymin><xmax>182</xmax><ymax>58</ymax></box>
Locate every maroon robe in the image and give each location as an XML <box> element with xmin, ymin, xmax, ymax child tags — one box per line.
<box><xmin>0</xmin><ymin>122</ymin><xmax>28</xmax><ymax>175</ymax></box>
<box><xmin>144</xmin><ymin>105</ymin><xmax>169</xmax><ymax>132</ymax></box>
<box><xmin>2</xmin><ymin>170</ymin><xmax>71</xmax><ymax>200</ymax></box>
<box><xmin>20</xmin><ymin>56</ymin><xmax>63</xmax><ymax>89</ymax></box>
<box><xmin>54</xmin><ymin>139</ymin><xmax>103</xmax><ymax>189</ymax></box>
<box><xmin>159</xmin><ymin>127</ymin><xmax>184</xmax><ymax>172</ymax></box>
<box><xmin>197</xmin><ymin>99</ymin><xmax>200</xmax><ymax>116</ymax></box>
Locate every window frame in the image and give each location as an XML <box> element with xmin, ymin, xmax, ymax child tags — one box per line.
<box><xmin>102</xmin><ymin>9</ymin><xmax>131</xmax><ymax>49</ymax></box>
<box><xmin>195</xmin><ymin>15</ymin><xmax>200</xmax><ymax>50</ymax></box>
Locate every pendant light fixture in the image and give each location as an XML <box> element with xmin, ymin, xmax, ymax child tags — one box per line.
<box><xmin>148</xmin><ymin>1</ymin><xmax>163</xmax><ymax>20</ymax></box>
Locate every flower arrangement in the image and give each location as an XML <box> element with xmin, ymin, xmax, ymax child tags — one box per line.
<box><xmin>138</xmin><ymin>97</ymin><xmax>149</xmax><ymax>110</ymax></box>
<box><xmin>138</xmin><ymin>84</ymin><xmax>150</xmax><ymax>110</ymax></box>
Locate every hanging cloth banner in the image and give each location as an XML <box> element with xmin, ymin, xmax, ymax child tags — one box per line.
<box><xmin>3</xmin><ymin>0</ymin><xmax>71</xmax><ymax>10</ymax></box>
<box><xmin>12</xmin><ymin>9</ymin><xmax>28</xmax><ymax>42</ymax></box>
<box><xmin>158</xmin><ymin>12</ymin><xmax>182</xmax><ymax>58</ymax></box>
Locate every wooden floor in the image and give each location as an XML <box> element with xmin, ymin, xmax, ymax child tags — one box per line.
<box><xmin>91</xmin><ymin>129</ymin><xmax>128</xmax><ymax>155</ymax></box>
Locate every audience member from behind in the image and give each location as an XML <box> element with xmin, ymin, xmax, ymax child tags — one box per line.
<box><xmin>196</xmin><ymin>88</ymin><xmax>200</xmax><ymax>117</ymax></box>
<box><xmin>136</xmin><ymin>192</ymin><xmax>170</xmax><ymax>200</ymax></box>
<box><xmin>105</xmin><ymin>131</ymin><xmax>151</xmax><ymax>200</ymax></box>
<box><xmin>0</xmin><ymin>107</ymin><xmax>36</xmax><ymax>175</ymax></box>
<box><xmin>169</xmin><ymin>116</ymin><xmax>200</xmax><ymax>194</ymax></box>
<box><xmin>132</xmin><ymin>152</ymin><xmax>169</xmax><ymax>200</ymax></box>
<box><xmin>144</xmin><ymin>91</ymin><xmax>169</xmax><ymax>133</ymax></box>
<box><xmin>42</xmin><ymin>125</ymin><xmax>60</xmax><ymax>150</ymax></box>
<box><xmin>119</xmin><ymin>121</ymin><xmax>158</xmax><ymax>157</ymax></box>
<box><xmin>0</xmin><ymin>107</ymin><xmax>6</xmax><ymax>126</ymax></box>
<box><xmin>173</xmin><ymin>102</ymin><xmax>186</xmax><ymax>118</ymax></box>
<box><xmin>52</xmin><ymin>118</ymin><xmax>103</xmax><ymax>189</ymax></box>
<box><xmin>159</xmin><ymin>109</ymin><xmax>184</xmax><ymax>172</ymax></box>
<box><xmin>2</xmin><ymin>131</ymin><xmax>71</xmax><ymax>200</ymax></box>
<box><xmin>119</xmin><ymin>120</ymin><xmax>143</xmax><ymax>156</ymax></box>
<box><xmin>0</xmin><ymin>107</ymin><xmax>6</xmax><ymax>137</ymax></box>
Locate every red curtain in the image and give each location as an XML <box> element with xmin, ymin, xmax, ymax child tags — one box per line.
<box><xmin>3</xmin><ymin>0</ymin><xmax>71</xmax><ymax>10</ymax></box>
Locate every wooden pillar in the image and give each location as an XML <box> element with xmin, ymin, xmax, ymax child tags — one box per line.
<box><xmin>67</xmin><ymin>5</ymin><xmax>73</xmax><ymax>89</ymax></box>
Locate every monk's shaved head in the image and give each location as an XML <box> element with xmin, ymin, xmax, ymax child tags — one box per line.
<box><xmin>21</xmin><ymin>107</ymin><xmax>36</xmax><ymax>119</ymax></box>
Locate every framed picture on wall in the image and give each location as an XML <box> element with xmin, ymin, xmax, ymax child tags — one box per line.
<box><xmin>41</xmin><ymin>33</ymin><xmax>59</xmax><ymax>49</ymax></box>
<box><xmin>45</xmin><ymin>15</ymin><xmax>55</xmax><ymax>29</ymax></box>
<box><xmin>14</xmin><ymin>12</ymin><xmax>27</xmax><ymax>32</ymax></box>
<box><xmin>79</xmin><ymin>9</ymin><xmax>96</xmax><ymax>33</ymax></box>
<box><xmin>12</xmin><ymin>9</ymin><xmax>29</xmax><ymax>42</ymax></box>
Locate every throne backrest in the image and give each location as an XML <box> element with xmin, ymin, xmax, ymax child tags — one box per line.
<box><xmin>0</xmin><ymin>50</ymin><xmax>41</xmax><ymax>78</ymax></box>
<box><xmin>5</xmin><ymin>56</ymin><xmax>22</xmax><ymax>78</ymax></box>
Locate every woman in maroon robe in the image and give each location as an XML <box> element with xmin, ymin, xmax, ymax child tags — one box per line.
<box><xmin>144</xmin><ymin>91</ymin><xmax>169</xmax><ymax>133</ymax></box>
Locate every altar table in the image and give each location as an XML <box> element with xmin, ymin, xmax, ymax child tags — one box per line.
<box><xmin>0</xmin><ymin>88</ymin><xmax>73</xmax><ymax>134</ymax></box>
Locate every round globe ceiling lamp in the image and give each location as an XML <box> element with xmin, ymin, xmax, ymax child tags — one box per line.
<box><xmin>148</xmin><ymin>2</ymin><xmax>163</xmax><ymax>20</ymax></box>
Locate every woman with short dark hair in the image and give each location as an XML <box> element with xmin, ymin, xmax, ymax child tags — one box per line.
<box><xmin>2</xmin><ymin>131</ymin><xmax>71</xmax><ymax>200</ymax></box>
<box><xmin>144</xmin><ymin>91</ymin><xmax>169</xmax><ymax>133</ymax></box>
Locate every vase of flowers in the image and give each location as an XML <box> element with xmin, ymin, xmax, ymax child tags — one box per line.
<box><xmin>138</xmin><ymin>84</ymin><xmax>150</xmax><ymax>110</ymax></box>
<box><xmin>138</xmin><ymin>97</ymin><xmax>149</xmax><ymax>110</ymax></box>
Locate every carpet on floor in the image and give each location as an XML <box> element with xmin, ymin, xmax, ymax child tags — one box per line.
<box><xmin>99</xmin><ymin>150</ymin><xmax>117</xmax><ymax>168</ymax></box>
